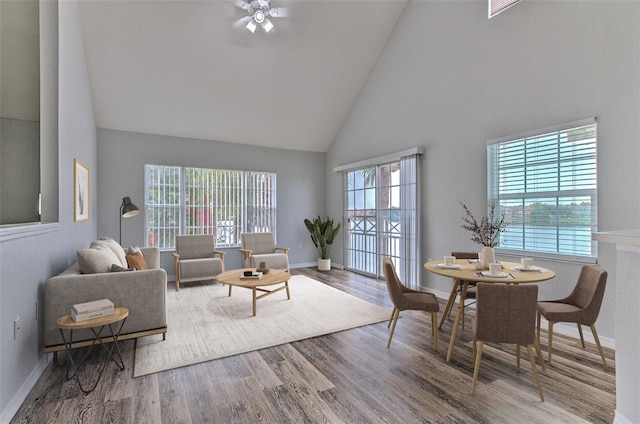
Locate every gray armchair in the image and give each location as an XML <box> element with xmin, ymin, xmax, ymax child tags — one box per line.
<box><xmin>172</xmin><ymin>234</ymin><xmax>225</xmax><ymax>291</ymax></box>
<box><xmin>238</xmin><ymin>232</ymin><xmax>289</xmax><ymax>271</ymax></box>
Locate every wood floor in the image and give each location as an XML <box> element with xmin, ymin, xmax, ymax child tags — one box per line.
<box><xmin>11</xmin><ymin>268</ymin><xmax>616</xmax><ymax>423</ymax></box>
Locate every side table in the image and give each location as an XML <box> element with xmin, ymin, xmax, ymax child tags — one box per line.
<box><xmin>56</xmin><ymin>307</ymin><xmax>129</xmax><ymax>394</ymax></box>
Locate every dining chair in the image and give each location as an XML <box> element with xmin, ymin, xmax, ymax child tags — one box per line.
<box><xmin>536</xmin><ymin>265</ymin><xmax>608</xmax><ymax>370</ymax></box>
<box><xmin>471</xmin><ymin>283</ymin><xmax>544</xmax><ymax>401</ymax></box>
<box><xmin>439</xmin><ymin>251</ymin><xmax>478</xmax><ymax>329</ymax></box>
<box><xmin>383</xmin><ymin>258</ymin><xmax>439</xmax><ymax>350</ymax></box>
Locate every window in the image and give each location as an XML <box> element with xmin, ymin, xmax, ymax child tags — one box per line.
<box><xmin>487</xmin><ymin>118</ymin><xmax>597</xmax><ymax>261</ymax></box>
<box><xmin>145</xmin><ymin>165</ymin><xmax>276</xmax><ymax>250</ymax></box>
<box><xmin>489</xmin><ymin>0</ymin><xmax>520</xmax><ymax>18</ymax></box>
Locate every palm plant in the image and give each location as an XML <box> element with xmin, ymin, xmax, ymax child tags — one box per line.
<box><xmin>304</xmin><ymin>215</ymin><xmax>342</xmax><ymax>259</ymax></box>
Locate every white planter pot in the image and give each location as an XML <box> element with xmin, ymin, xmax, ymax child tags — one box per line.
<box><xmin>317</xmin><ymin>258</ymin><xmax>331</xmax><ymax>271</ymax></box>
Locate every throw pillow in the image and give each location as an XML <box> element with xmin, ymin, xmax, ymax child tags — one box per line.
<box><xmin>126</xmin><ymin>246</ymin><xmax>142</xmax><ymax>255</ymax></box>
<box><xmin>110</xmin><ymin>264</ymin><xmax>134</xmax><ymax>272</ymax></box>
<box><xmin>77</xmin><ymin>247</ymin><xmax>121</xmax><ymax>274</ymax></box>
<box><xmin>126</xmin><ymin>251</ymin><xmax>149</xmax><ymax>270</ymax></box>
<box><xmin>91</xmin><ymin>237</ymin><xmax>127</xmax><ymax>268</ymax></box>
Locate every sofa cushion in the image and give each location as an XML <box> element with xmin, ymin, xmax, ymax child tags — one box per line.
<box><xmin>77</xmin><ymin>247</ymin><xmax>121</xmax><ymax>274</ymax></box>
<box><xmin>110</xmin><ymin>264</ymin><xmax>134</xmax><ymax>272</ymax></box>
<box><xmin>91</xmin><ymin>237</ymin><xmax>127</xmax><ymax>267</ymax></box>
<box><xmin>126</xmin><ymin>251</ymin><xmax>149</xmax><ymax>270</ymax></box>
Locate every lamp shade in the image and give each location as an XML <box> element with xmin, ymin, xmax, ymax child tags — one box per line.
<box><xmin>121</xmin><ymin>196</ymin><xmax>140</xmax><ymax>218</ymax></box>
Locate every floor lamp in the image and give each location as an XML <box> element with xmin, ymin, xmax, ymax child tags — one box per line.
<box><xmin>119</xmin><ymin>196</ymin><xmax>140</xmax><ymax>244</ymax></box>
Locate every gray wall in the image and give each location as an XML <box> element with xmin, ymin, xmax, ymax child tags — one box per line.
<box><xmin>326</xmin><ymin>0</ymin><xmax>640</xmax><ymax>342</ymax></box>
<box><xmin>0</xmin><ymin>1</ymin><xmax>97</xmax><ymax>420</ymax></box>
<box><xmin>96</xmin><ymin>129</ymin><xmax>326</xmax><ymax>274</ymax></box>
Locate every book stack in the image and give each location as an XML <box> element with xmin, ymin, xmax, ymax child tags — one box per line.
<box><xmin>71</xmin><ymin>299</ymin><xmax>115</xmax><ymax>322</ymax></box>
<box><xmin>240</xmin><ymin>271</ymin><xmax>263</xmax><ymax>280</ymax></box>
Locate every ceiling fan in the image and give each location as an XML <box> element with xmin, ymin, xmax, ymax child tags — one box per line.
<box><xmin>234</xmin><ymin>0</ymin><xmax>284</xmax><ymax>33</ymax></box>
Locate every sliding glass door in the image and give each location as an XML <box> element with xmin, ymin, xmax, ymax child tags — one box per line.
<box><xmin>344</xmin><ymin>162</ymin><xmax>403</xmax><ymax>278</ymax></box>
<box><xmin>339</xmin><ymin>150</ymin><xmax>422</xmax><ymax>287</ymax></box>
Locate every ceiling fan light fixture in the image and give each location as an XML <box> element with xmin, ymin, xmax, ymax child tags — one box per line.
<box><xmin>237</xmin><ymin>0</ymin><xmax>279</xmax><ymax>33</ymax></box>
<box><xmin>246</xmin><ymin>19</ymin><xmax>257</xmax><ymax>33</ymax></box>
<box><xmin>261</xmin><ymin>18</ymin><xmax>273</xmax><ymax>33</ymax></box>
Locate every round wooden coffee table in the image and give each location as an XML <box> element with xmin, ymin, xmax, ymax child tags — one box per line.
<box><xmin>216</xmin><ymin>268</ymin><xmax>291</xmax><ymax>316</ymax></box>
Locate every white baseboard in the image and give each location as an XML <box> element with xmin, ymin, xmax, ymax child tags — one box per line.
<box><xmin>613</xmin><ymin>410</ymin><xmax>634</xmax><ymax>424</ymax></box>
<box><xmin>290</xmin><ymin>262</ymin><xmax>345</xmax><ymax>270</ymax></box>
<box><xmin>0</xmin><ymin>353</ymin><xmax>50</xmax><ymax>424</ymax></box>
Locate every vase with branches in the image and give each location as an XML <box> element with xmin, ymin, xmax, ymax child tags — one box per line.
<box><xmin>459</xmin><ymin>201</ymin><xmax>508</xmax><ymax>268</ymax></box>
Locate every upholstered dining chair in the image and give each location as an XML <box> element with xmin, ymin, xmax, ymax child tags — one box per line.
<box><xmin>172</xmin><ymin>234</ymin><xmax>225</xmax><ymax>291</ymax></box>
<box><xmin>471</xmin><ymin>283</ymin><xmax>544</xmax><ymax>401</ymax></box>
<box><xmin>239</xmin><ymin>232</ymin><xmax>289</xmax><ymax>271</ymax></box>
<box><xmin>439</xmin><ymin>251</ymin><xmax>478</xmax><ymax>330</ymax></box>
<box><xmin>536</xmin><ymin>265</ymin><xmax>608</xmax><ymax>370</ymax></box>
<box><xmin>383</xmin><ymin>258</ymin><xmax>439</xmax><ymax>350</ymax></box>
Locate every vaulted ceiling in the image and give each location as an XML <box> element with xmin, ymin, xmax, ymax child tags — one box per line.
<box><xmin>78</xmin><ymin>0</ymin><xmax>408</xmax><ymax>152</ymax></box>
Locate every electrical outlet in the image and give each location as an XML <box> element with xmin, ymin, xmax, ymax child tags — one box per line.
<box><xmin>14</xmin><ymin>317</ymin><xmax>21</xmax><ymax>340</ymax></box>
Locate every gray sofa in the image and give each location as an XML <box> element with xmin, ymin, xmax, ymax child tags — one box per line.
<box><xmin>43</xmin><ymin>243</ymin><xmax>167</xmax><ymax>353</ymax></box>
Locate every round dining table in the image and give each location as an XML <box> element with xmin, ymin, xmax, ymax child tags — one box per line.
<box><xmin>424</xmin><ymin>259</ymin><xmax>556</xmax><ymax>362</ymax></box>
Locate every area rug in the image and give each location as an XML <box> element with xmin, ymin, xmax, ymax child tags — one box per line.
<box><xmin>133</xmin><ymin>275</ymin><xmax>390</xmax><ymax>377</ymax></box>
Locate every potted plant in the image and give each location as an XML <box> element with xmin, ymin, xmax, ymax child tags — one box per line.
<box><xmin>459</xmin><ymin>201</ymin><xmax>508</xmax><ymax>269</ymax></box>
<box><xmin>304</xmin><ymin>215</ymin><xmax>342</xmax><ymax>271</ymax></box>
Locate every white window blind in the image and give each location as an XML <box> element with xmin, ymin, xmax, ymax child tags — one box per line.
<box><xmin>487</xmin><ymin>119</ymin><xmax>597</xmax><ymax>260</ymax></box>
<box><xmin>145</xmin><ymin>165</ymin><xmax>276</xmax><ymax>250</ymax></box>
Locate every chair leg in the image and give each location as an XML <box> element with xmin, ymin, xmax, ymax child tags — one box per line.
<box><xmin>526</xmin><ymin>344</ymin><xmax>545</xmax><ymax>402</ymax></box>
<box><xmin>387</xmin><ymin>308</ymin><xmax>400</xmax><ymax>348</ymax></box>
<box><xmin>471</xmin><ymin>341</ymin><xmax>484</xmax><ymax>394</ymax></box>
<box><xmin>461</xmin><ymin>302</ymin><xmax>465</xmax><ymax>331</ymax></box>
<box><xmin>431</xmin><ymin>311</ymin><xmax>438</xmax><ymax>351</ymax></box>
<box><xmin>516</xmin><ymin>344</ymin><xmax>521</xmax><ymax>372</ymax></box>
<box><xmin>590</xmin><ymin>324</ymin><xmax>608</xmax><ymax>370</ymax></box>
<box><xmin>536</xmin><ymin>311</ymin><xmax>541</xmax><ymax>343</ymax></box>
<box><xmin>547</xmin><ymin>321</ymin><xmax>554</xmax><ymax>364</ymax></box>
<box><xmin>577</xmin><ymin>324</ymin><xmax>586</xmax><ymax>348</ymax></box>
<box><xmin>388</xmin><ymin>308</ymin><xmax>397</xmax><ymax>328</ymax></box>
<box><xmin>472</xmin><ymin>337</ymin><xmax>476</xmax><ymax>360</ymax></box>
<box><xmin>175</xmin><ymin>276</ymin><xmax>180</xmax><ymax>291</ymax></box>
<box><xmin>439</xmin><ymin>280</ymin><xmax>459</xmax><ymax>329</ymax></box>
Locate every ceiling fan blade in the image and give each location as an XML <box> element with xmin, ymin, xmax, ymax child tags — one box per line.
<box><xmin>267</xmin><ymin>7</ymin><xmax>287</xmax><ymax>18</ymax></box>
<box><xmin>233</xmin><ymin>16</ymin><xmax>252</xmax><ymax>29</ymax></box>
<box><xmin>233</xmin><ymin>0</ymin><xmax>251</xmax><ymax>11</ymax></box>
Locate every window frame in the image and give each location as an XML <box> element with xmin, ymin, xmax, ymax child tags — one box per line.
<box><xmin>487</xmin><ymin>118</ymin><xmax>598</xmax><ymax>264</ymax></box>
<box><xmin>144</xmin><ymin>164</ymin><xmax>276</xmax><ymax>250</ymax></box>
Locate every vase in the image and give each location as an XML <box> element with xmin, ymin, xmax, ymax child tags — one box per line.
<box><xmin>480</xmin><ymin>246</ymin><xmax>495</xmax><ymax>269</ymax></box>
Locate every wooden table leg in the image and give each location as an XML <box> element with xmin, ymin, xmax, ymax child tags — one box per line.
<box><xmin>446</xmin><ymin>281</ymin><xmax>468</xmax><ymax>362</ymax></box>
<box><xmin>252</xmin><ymin>288</ymin><xmax>257</xmax><ymax>316</ymax></box>
<box><xmin>439</xmin><ymin>279</ymin><xmax>460</xmax><ymax>329</ymax></box>
<box><xmin>285</xmin><ymin>281</ymin><xmax>290</xmax><ymax>299</ymax></box>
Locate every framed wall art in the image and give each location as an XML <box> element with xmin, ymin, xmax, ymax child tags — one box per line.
<box><xmin>74</xmin><ymin>159</ymin><xmax>90</xmax><ymax>221</ymax></box>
